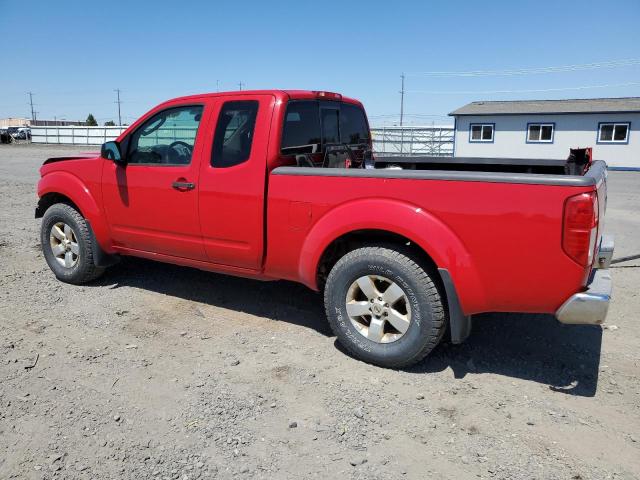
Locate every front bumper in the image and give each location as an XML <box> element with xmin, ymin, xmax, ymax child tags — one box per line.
<box><xmin>556</xmin><ymin>235</ymin><xmax>614</xmax><ymax>325</ymax></box>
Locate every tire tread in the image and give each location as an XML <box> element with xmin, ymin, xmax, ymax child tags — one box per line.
<box><xmin>324</xmin><ymin>245</ymin><xmax>446</xmax><ymax>368</ymax></box>
<box><xmin>41</xmin><ymin>203</ymin><xmax>105</xmax><ymax>284</ymax></box>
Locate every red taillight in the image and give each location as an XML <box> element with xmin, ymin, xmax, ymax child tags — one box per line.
<box><xmin>313</xmin><ymin>91</ymin><xmax>342</xmax><ymax>100</ymax></box>
<box><xmin>562</xmin><ymin>192</ymin><xmax>598</xmax><ymax>266</ymax></box>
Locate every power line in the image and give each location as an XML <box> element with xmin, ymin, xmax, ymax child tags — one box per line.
<box><xmin>407</xmin><ymin>81</ymin><xmax>640</xmax><ymax>95</ymax></box>
<box><xmin>407</xmin><ymin>59</ymin><xmax>640</xmax><ymax>77</ymax></box>
<box><xmin>114</xmin><ymin>89</ymin><xmax>122</xmax><ymax>126</ymax></box>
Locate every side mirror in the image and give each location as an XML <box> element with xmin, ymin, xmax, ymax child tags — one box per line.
<box><xmin>101</xmin><ymin>141</ymin><xmax>126</xmax><ymax>165</ymax></box>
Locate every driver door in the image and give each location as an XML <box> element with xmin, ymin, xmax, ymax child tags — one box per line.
<box><xmin>102</xmin><ymin>102</ymin><xmax>210</xmax><ymax>260</ymax></box>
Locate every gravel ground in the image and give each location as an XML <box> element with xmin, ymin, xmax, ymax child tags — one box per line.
<box><xmin>1</xmin><ymin>144</ymin><xmax>639</xmax><ymax>480</ymax></box>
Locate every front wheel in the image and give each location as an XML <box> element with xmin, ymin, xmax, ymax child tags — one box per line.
<box><xmin>324</xmin><ymin>246</ymin><xmax>446</xmax><ymax>368</ymax></box>
<box><xmin>40</xmin><ymin>203</ymin><xmax>105</xmax><ymax>284</ymax></box>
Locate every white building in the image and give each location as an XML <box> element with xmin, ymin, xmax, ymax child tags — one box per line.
<box><xmin>450</xmin><ymin>97</ymin><xmax>640</xmax><ymax>169</ymax></box>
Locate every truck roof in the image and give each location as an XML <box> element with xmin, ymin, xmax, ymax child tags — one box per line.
<box><xmin>160</xmin><ymin>90</ymin><xmax>363</xmax><ymax>108</ymax></box>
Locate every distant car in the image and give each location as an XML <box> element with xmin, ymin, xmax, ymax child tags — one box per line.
<box><xmin>0</xmin><ymin>129</ymin><xmax>12</xmax><ymax>144</ymax></box>
<box><xmin>16</xmin><ymin>128</ymin><xmax>31</xmax><ymax>140</ymax></box>
<box><xmin>7</xmin><ymin>126</ymin><xmax>31</xmax><ymax>140</ymax></box>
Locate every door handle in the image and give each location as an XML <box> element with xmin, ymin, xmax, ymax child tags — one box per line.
<box><xmin>172</xmin><ymin>181</ymin><xmax>195</xmax><ymax>191</ymax></box>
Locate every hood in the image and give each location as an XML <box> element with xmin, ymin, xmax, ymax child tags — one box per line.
<box><xmin>43</xmin><ymin>151</ymin><xmax>100</xmax><ymax>165</ymax></box>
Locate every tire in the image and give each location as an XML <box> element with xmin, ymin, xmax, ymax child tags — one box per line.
<box><xmin>40</xmin><ymin>203</ymin><xmax>105</xmax><ymax>284</ymax></box>
<box><xmin>324</xmin><ymin>246</ymin><xmax>446</xmax><ymax>368</ymax></box>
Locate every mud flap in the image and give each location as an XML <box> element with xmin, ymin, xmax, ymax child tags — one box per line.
<box><xmin>86</xmin><ymin>220</ymin><xmax>120</xmax><ymax>268</ymax></box>
<box><xmin>438</xmin><ymin>268</ymin><xmax>472</xmax><ymax>344</ymax></box>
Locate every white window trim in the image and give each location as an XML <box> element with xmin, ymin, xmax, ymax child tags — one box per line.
<box><xmin>527</xmin><ymin>123</ymin><xmax>554</xmax><ymax>143</ymax></box>
<box><xmin>469</xmin><ymin>123</ymin><xmax>494</xmax><ymax>143</ymax></box>
<box><xmin>598</xmin><ymin>122</ymin><xmax>630</xmax><ymax>143</ymax></box>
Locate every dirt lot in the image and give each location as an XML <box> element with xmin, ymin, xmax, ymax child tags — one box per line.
<box><xmin>1</xmin><ymin>144</ymin><xmax>639</xmax><ymax>480</ymax></box>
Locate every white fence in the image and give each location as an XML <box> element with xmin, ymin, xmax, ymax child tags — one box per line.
<box><xmin>31</xmin><ymin>126</ymin><xmax>126</xmax><ymax>145</ymax></box>
<box><xmin>31</xmin><ymin>125</ymin><xmax>456</xmax><ymax>156</ymax></box>
<box><xmin>371</xmin><ymin>126</ymin><xmax>454</xmax><ymax>157</ymax></box>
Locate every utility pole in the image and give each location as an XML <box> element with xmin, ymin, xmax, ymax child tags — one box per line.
<box><xmin>399</xmin><ymin>73</ymin><xmax>405</xmax><ymax>153</ymax></box>
<box><xmin>399</xmin><ymin>73</ymin><xmax>405</xmax><ymax>126</ymax></box>
<box><xmin>216</xmin><ymin>80</ymin><xmax>220</xmax><ymax>92</ymax></box>
<box><xmin>28</xmin><ymin>92</ymin><xmax>35</xmax><ymax>122</ymax></box>
<box><xmin>238</xmin><ymin>81</ymin><xmax>244</xmax><ymax>91</ymax></box>
<box><xmin>114</xmin><ymin>88</ymin><xmax>122</xmax><ymax>126</ymax></box>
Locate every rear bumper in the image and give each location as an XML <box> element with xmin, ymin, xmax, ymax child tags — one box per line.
<box><xmin>556</xmin><ymin>269</ymin><xmax>612</xmax><ymax>325</ymax></box>
<box><xmin>556</xmin><ymin>234</ymin><xmax>614</xmax><ymax>325</ymax></box>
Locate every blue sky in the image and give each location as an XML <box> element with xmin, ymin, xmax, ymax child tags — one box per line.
<box><xmin>1</xmin><ymin>0</ymin><xmax>639</xmax><ymax>126</ymax></box>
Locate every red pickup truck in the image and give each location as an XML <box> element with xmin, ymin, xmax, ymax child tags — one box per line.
<box><xmin>36</xmin><ymin>90</ymin><xmax>613</xmax><ymax>368</ymax></box>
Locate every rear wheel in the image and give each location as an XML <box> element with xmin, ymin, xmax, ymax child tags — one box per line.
<box><xmin>40</xmin><ymin>203</ymin><xmax>105</xmax><ymax>284</ymax></box>
<box><xmin>324</xmin><ymin>246</ymin><xmax>446</xmax><ymax>368</ymax></box>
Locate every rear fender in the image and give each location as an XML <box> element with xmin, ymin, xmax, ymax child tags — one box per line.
<box><xmin>37</xmin><ymin>171</ymin><xmax>112</xmax><ymax>253</ymax></box>
<box><xmin>299</xmin><ymin>198</ymin><xmax>487</xmax><ymax>314</ymax></box>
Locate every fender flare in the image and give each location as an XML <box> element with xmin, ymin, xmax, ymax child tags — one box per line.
<box><xmin>37</xmin><ymin>171</ymin><xmax>113</xmax><ymax>253</ymax></box>
<box><xmin>298</xmin><ymin>198</ymin><xmax>488</xmax><ymax>316</ymax></box>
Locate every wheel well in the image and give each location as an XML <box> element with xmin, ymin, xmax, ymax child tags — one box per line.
<box><xmin>36</xmin><ymin>193</ymin><xmax>80</xmax><ymax>218</ymax></box>
<box><xmin>316</xmin><ymin>229</ymin><xmax>439</xmax><ymax>291</ymax></box>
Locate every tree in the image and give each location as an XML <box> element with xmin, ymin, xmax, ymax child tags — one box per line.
<box><xmin>85</xmin><ymin>114</ymin><xmax>98</xmax><ymax>126</ymax></box>
<box><xmin>104</xmin><ymin>120</ymin><xmax>116</xmax><ymax>126</ymax></box>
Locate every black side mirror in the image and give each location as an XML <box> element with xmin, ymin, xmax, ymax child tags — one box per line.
<box><xmin>101</xmin><ymin>141</ymin><xmax>125</xmax><ymax>165</ymax></box>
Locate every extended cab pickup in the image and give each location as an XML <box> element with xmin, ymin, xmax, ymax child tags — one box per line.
<box><xmin>36</xmin><ymin>90</ymin><xmax>613</xmax><ymax>368</ymax></box>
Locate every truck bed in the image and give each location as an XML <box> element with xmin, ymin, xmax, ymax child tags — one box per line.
<box><xmin>374</xmin><ymin>155</ymin><xmax>570</xmax><ymax>175</ymax></box>
<box><xmin>275</xmin><ymin>159</ymin><xmax>606</xmax><ymax>187</ymax></box>
<box><xmin>267</xmin><ymin>159</ymin><xmax>607</xmax><ymax>316</ymax></box>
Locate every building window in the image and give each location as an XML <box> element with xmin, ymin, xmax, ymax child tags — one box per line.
<box><xmin>469</xmin><ymin>123</ymin><xmax>494</xmax><ymax>142</ymax></box>
<box><xmin>598</xmin><ymin>122</ymin><xmax>630</xmax><ymax>143</ymax></box>
<box><xmin>527</xmin><ymin>123</ymin><xmax>554</xmax><ymax>143</ymax></box>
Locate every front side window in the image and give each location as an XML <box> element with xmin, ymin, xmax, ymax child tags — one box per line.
<box><xmin>598</xmin><ymin>122</ymin><xmax>629</xmax><ymax>143</ymax></box>
<box><xmin>469</xmin><ymin>123</ymin><xmax>494</xmax><ymax>142</ymax></box>
<box><xmin>527</xmin><ymin>123</ymin><xmax>554</xmax><ymax>143</ymax></box>
<box><xmin>211</xmin><ymin>101</ymin><xmax>259</xmax><ymax>168</ymax></box>
<box><xmin>280</xmin><ymin>101</ymin><xmax>370</xmax><ymax>155</ymax></box>
<box><xmin>128</xmin><ymin>106</ymin><xmax>203</xmax><ymax>165</ymax></box>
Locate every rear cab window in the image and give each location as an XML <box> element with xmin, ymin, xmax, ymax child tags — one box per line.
<box><xmin>280</xmin><ymin>100</ymin><xmax>370</xmax><ymax>157</ymax></box>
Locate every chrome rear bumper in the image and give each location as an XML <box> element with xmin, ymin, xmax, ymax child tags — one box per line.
<box><xmin>556</xmin><ymin>235</ymin><xmax>614</xmax><ymax>325</ymax></box>
<box><xmin>556</xmin><ymin>269</ymin><xmax>612</xmax><ymax>325</ymax></box>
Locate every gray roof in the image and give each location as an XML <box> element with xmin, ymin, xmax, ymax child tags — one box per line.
<box><xmin>450</xmin><ymin>97</ymin><xmax>640</xmax><ymax>116</ymax></box>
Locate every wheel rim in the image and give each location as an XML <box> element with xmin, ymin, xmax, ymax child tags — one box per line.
<box><xmin>345</xmin><ymin>275</ymin><xmax>411</xmax><ymax>344</ymax></box>
<box><xmin>49</xmin><ymin>222</ymin><xmax>79</xmax><ymax>268</ymax></box>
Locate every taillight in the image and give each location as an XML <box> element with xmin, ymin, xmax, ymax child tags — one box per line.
<box><xmin>562</xmin><ymin>192</ymin><xmax>598</xmax><ymax>266</ymax></box>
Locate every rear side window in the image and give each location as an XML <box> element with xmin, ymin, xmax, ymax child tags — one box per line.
<box><xmin>211</xmin><ymin>101</ymin><xmax>259</xmax><ymax>168</ymax></box>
